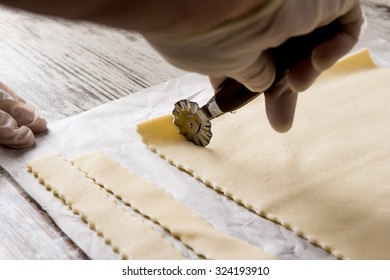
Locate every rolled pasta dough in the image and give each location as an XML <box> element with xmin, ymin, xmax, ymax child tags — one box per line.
<box><xmin>27</xmin><ymin>154</ymin><xmax>184</xmax><ymax>260</ymax></box>
<box><xmin>137</xmin><ymin>50</ymin><xmax>390</xmax><ymax>259</ymax></box>
<box><xmin>71</xmin><ymin>150</ymin><xmax>274</xmax><ymax>260</ymax></box>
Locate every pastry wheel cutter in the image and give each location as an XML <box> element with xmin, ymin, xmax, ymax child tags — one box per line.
<box><xmin>172</xmin><ymin>21</ymin><xmax>339</xmax><ymax>146</ymax></box>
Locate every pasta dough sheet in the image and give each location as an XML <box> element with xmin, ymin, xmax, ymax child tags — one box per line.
<box><xmin>137</xmin><ymin>50</ymin><xmax>390</xmax><ymax>260</ymax></box>
<box><xmin>27</xmin><ymin>154</ymin><xmax>184</xmax><ymax>260</ymax></box>
<box><xmin>71</xmin><ymin>150</ymin><xmax>274</xmax><ymax>260</ymax></box>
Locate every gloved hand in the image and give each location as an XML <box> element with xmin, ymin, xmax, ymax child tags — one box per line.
<box><xmin>1</xmin><ymin>0</ymin><xmax>363</xmax><ymax>133</ymax></box>
<box><xmin>144</xmin><ymin>0</ymin><xmax>364</xmax><ymax>132</ymax></box>
<box><xmin>0</xmin><ymin>82</ymin><xmax>47</xmax><ymax>148</ymax></box>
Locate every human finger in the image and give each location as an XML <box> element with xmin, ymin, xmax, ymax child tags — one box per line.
<box><xmin>312</xmin><ymin>4</ymin><xmax>363</xmax><ymax>71</ymax></box>
<box><xmin>0</xmin><ymin>82</ymin><xmax>26</xmax><ymax>103</ymax></box>
<box><xmin>209</xmin><ymin>76</ymin><xmax>226</xmax><ymax>91</ymax></box>
<box><xmin>229</xmin><ymin>52</ymin><xmax>275</xmax><ymax>93</ymax></box>
<box><xmin>0</xmin><ymin>98</ymin><xmax>47</xmax><ymax>134</ymax></box>
<box><xmin>264</xmin><ymin>78</ymin><xmax>298</xmax><ymax>133</ymax></box>
<box><xmin>287</xmin><ymin>5</ymin><xmax>363</xmax><ymax>92</ymax></box>
<box><xmin>0</xmin><ymin>110</ymin><xmax>35</xmax><ymax>148</ymax></box>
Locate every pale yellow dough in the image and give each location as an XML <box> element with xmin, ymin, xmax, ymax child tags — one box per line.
<box><xmin>71</xmin><ymin>150</ymin><xmax>274</xmax><ymax>260</ymax></box>
<box><xmin>27</xmin><ymin>154</ymin><xmax>184</xmax><ymax>260</ymax></box>
<box><xmin>137</xmin><ymin>50</ymin><xmax>390</xmax><ymax>260</ymax></box>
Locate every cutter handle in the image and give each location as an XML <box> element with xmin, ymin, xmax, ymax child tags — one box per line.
<box><xmin>214</xmin><ymin>20</ymin><xmax>340</xmax><ymax>113</ymax></box>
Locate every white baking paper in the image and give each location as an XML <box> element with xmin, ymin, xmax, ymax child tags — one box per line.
<box><xmin>1</xmin><ymin>27</ymin><xmax>389</xmax><ymax>260</ymax></box>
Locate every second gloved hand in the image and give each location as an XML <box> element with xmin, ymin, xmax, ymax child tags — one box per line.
<box><xmin>0</xmin><ymin>83</ymin><xmax>47</xmax><ymax>148</ymax></box>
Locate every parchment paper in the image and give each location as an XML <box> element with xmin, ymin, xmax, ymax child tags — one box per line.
<box><xmin>1</xmin><ymin>26</ymin><xmax>389</xmax><ymax>260</ymax></box>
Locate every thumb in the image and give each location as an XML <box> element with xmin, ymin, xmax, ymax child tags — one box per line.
<box><xmin>264</xmin><ymin>78</ymin><xmax>298</xmax><ymax>133</ymax></box>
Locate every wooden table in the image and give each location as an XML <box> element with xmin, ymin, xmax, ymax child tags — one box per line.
<box><xmin>0</xmin><ymin>2</ymin><xmax>389</xmax><ymax>259</ymax></box>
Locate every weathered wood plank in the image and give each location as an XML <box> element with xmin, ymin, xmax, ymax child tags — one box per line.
<box><xmin>0</xmin><ymin>5</ymin><xmax>185</xmax><ymax>260</ymax></box>
<box><xmin>361</xmin><ymin>0</ymin><xmax>390</xmax><ymax>41</ymax></box>
<box><xmin>0</xmin><ymin>6</ymin><xmax>185</xmax><ymax>121</ymax></box>
<box><xmin>0</xmin><ymin>168</ymin><xmax>89</xmax><ymax>259</ymax></box>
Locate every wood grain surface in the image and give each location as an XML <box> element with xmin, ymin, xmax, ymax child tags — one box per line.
<box><xmin>361</xmin><ymin>0</ymin><xmax>390</xmax><ymax>40</ymax></box>
<box><xmin>0</xmin><ymin>2</ymin><xmax>389</xmax><ymax>259</ymax></box>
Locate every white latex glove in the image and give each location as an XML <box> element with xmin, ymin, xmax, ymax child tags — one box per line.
<box><xmin>1</xmin><ymin>0</ymin><xmax>363</xmax><ymax>133</ymax></box>
<box><xmin>0</xmin><ymin>83</ymin><xmax>47</xmax><ymax>148</ymax></box>
<box><xmin>144</xmin><ymin>0</ymin><xmax>364</xmax><ymax>132</ymax></box>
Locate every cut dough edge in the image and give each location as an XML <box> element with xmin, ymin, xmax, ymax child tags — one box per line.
<box><xmin>136</xmin><ymin>49</ymin><xmax>390</xmax><ymax>260</ymax></box>
<box><xmin>27</xmin><ymin>151</ymin><xmax>274</xmax><ymax>260</ymax></box>
<box><xmin>71</xmin><ymin>150</ymin><xmax>275</xmax><ymax>260</ymax></box>
<box><xmin>27</xmin><ymin>154</ymin><xmax>184</xmax><ymax>260</ymax></box>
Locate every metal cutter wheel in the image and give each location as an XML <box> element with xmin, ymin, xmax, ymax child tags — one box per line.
<box><xmin>172</xmin><ymin>21</ymin><xmax>340</xmax><ymax>147</ymax></box>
